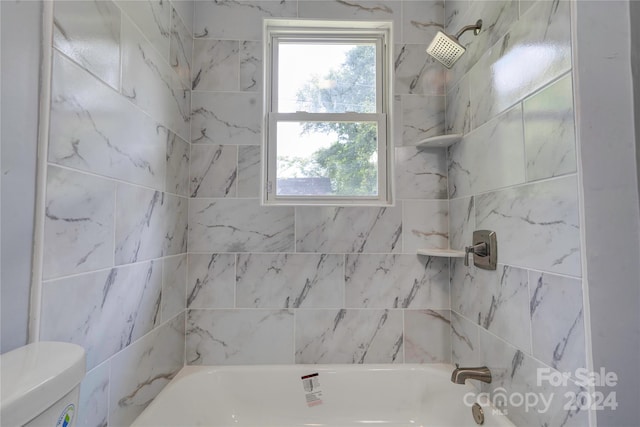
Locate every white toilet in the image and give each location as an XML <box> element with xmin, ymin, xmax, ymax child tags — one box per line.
<box><xmin>1</xmin><ymin>342</ymin><xmax>85</xmax><ymax>427</ymax></box>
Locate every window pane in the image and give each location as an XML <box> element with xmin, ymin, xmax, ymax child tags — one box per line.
<box><xmin>276</xmin><ymin>121</ymin><xmax>379</xmax><ymax>197</ymax></box>
<box><xmin>277</xmin><ymin>43</ymin><xmax>376</xmax><ymax>114</ymax></box>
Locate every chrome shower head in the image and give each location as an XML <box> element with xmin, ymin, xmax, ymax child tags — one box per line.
<box><xmin>426</xmin><ymin>19</ymin><xmax>483</xmax><ymax>69</ymax></box>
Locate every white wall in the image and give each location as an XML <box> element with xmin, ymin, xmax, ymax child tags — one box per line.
<box><xmin>573</xmin><ymin>1</ymin><xmax>640</xmax><ymax>424</ymax></box>
<box><xmin>0</xmin><ymin>0</ymin><xmax>41</xmax><ymax>354</ymax></box>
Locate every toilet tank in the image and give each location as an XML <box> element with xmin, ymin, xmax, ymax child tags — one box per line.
<box><xmin>1</xmin><ymin>342</ymin><xmax>85</xmax><ymax>426</ymax></box>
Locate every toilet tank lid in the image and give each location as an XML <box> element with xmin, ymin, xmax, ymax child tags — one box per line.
<box><xmin>1</xmin><ymin>342</ymin><xmax>85</xmax><ymax>426</ymax></box>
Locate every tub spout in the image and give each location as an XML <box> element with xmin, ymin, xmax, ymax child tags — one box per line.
<box><xmin>451</xmin><ymin>364</ymin><xmax>492</xmax><ymax>384</ymax></box>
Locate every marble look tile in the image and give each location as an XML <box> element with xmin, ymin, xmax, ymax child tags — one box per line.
<box><xmin>445</xmin><ymin>74</ymin><xmax>471</xmax><ymax>135</ymax></box>
<box><xmin>393</xmin><ymin>95</ymin><xmax>403</xmax><ymax>147</ymax></box>
<box><xmin>189</xmin><ymin>199</ymin><xmax>295</xmax><ymax>252</ymax></box>
<box><xmin>109</xmin><ymin>313</ymin><xmax>185</xmax><ymax>427</ymax></box>
<box><xmin>53</xmin><ymin>0</ymin><xmax>121</xmax><ymax>89</ymax></box>
<box><xmin>190</xmin><ymin>144</ymin><xmax>238</xmax><ymax>198</ymax></box>
<box><xmin>295</xmin><ymin>206</ymin><xmax>402</xmax><ymax>253</ymax></box>
<box><xmin>236</xmin><ymin>254</ymin><xmax>344</xmax><ymax>308</ymax></box>
<box><xmin>450</xmin><ymin>258</ymin><xmax>478</xmax><ymax>321</ymax></box>
<box><xmin>237</xmin><ymin>146</ymin><xmax>261</xmax><ymax>197</ymax></box>
<box><xmin>186</xmin><ymin>309</ymin><xmax>294</xmax><ymax>365</ymax></box>
<box><xmin>191</xmin><ymin>92</ymin><xmax>261</xmax><ymax>145</ymax></box>
<box><xmin>115</xmin><ymin>184</ymin><xmax>187</xmax><ymax>265</ymax></box>
<box><xmin>451</xmin><ymin>311</ymin><xmax>479</xmax><ymax>366</ymax></box>
<box><xmin>402</xmin><ymin>200</ymin><xmax>449</xmax><ymax>252</ymax></box>
<box><xmin>530</xmin><ymin>271</ymin><xmax>585</xmax><ymax>374</ymax></box>
<box><xmin>194</xmin><ymin>0</ymin><xmax>297</xmax><ymax>40</ymax></box>
<box><xmin>345</xmin><ymin>254</ymin><xmax>449</xmax><ymax>308</ymax></box>
<box><xmin>477</xmin><ymin>326</ymin><xmax>522</xmax><ymax>395</ymax></box>
<box><xmin>240</xmin><ymin>41</ymin><xmax>262</xmax><ymax>92</ymax></box>
<box><xmin>116</xmin><ymin>0</ymin><xmax>171</xmax><ymax>60</ymax></box>
<box><xmin>469</xmin><ymin>0</ymin><xmax>571</xmax><ymax>127</ymax></box>
<box><xmin>395</xmin><ymin>147</ymin><xmax>448</xmax><ymax>199</ymax></box>
<box><xmin>395</xmin><ymin>44</ymin><xmax>445</xmax><ymax>95</ymax></box>
<box><xmin>404</xmin><ymin>309</ymin><xmax>451</xmax><ymax>363</ymax></box>
<box><xmin>121</xmin><ymin>16</ymin><xmax>190</xmax><ymax>140</ymax></box>
<box><xmin>295</xmin><ymin>309</ymin><xmax>403</xmax><ymax>364</ymax></box>
<box><xmin>400</xmin><ymin>95</ymin><xmax>445</xmax><ymax>145</ymax></box>
<box><xmin>447</xmin><ymin>105</ymin><xmax>525</xmax><ymax>199</ymax></box>
<box><xmin>299</xmin><ymin>0</ymin><xmax>402</xmax><ymax>41</ymax></box>
<box><xmin>475</xmin><ymin>175</ymin><xmax>581</xmax><ymax>276</ymax></box>
<box><xmin>77</xmin><ymin>362</ymin><xmax>109</xmax><ymax>427</ymax></box>
<box><xmin>43</xmin><ymin>166</ymin><xmax>115</xmax><ymax>280</ymax></box>
<box><xmin>40</xmin><ymin>261</ymin><xmax>162</xmax><ymax>369</ymax></box>
<box><xmin>449</xmin><ymin>196</ymin><xmax>474</xmax><ymax>250</ymax></box>
<box><xmin>170</xmin><ymin>0</ymin><xmax>194</xmax><ymax>34</ymax></box>
<box><xmin>476</xmin><ymin>265</ymin><xmax>531</xmax><ymax>351</ymax></box>
<box><xmin>192</xmin><ymin>40</ymin><xmax>239</xmax><ymax>91</ymax></box>
<box><xmin>186</xmin><ymin>254</ymin><xmax>236</xmax><ymax>309</ymax></box>
<box><xmin>444</xmin><ymin>1</ymin><xmax>519</xmax><ymax>88</ymax></box>
<box><xmin>49</xmin><ymin>51</ymin><xmax>167</xmax><ymax>190</ymax></box>
<box><xmin>165</xmin><ymin>131</ymin><xmax>190</xmax><ymax>197</ymax></box>
<box><xmin>402</xmin><ymin>1</ymin><xmax>444</xmax><ymax>44</ymax></box>
<box><xmin>524</xmin><ymin>73</ymin><xmax>577</xmax><ymax>181</ymax></box>
<box><xmin>170</xmin><ymin>6</ymin><xmax>192</xmax><ymax>88</ymax></box>
<box><xmin>161</xmin><ymin>254</ymin><xmax>187</xmax><ymax>322</ymax></box>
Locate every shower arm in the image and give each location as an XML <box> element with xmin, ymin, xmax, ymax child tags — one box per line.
<box><xmin>454</xmin><ymin>19</ymin><xmax>483</xmax><ymax>40</ymax></box>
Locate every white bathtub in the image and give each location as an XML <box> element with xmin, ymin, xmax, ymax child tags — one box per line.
<box><xmin>132</xmin><ymin>364</ymin><xmax>514</xmax><ymax>427</ymax></box>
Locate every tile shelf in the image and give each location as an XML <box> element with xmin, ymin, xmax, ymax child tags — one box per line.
<box><xmin>416</xmin><ymin>248</ymin><xmax>465</xmax><ymax>258</ymax></box>
<box><xmin>416</xmin><ymin>133</ymin><xmax>463</xmax><ymax>149</ymax></box>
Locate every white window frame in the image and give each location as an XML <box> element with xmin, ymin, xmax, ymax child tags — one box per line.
<box><xmin>262</xmin><ymin>19</ymin><xmax>394</xmax><ymax>206</ymax></box>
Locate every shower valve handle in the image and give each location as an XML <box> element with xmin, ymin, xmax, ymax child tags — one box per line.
<box><xmin>464</xmin><ymin>242</ymin><xmax>487</xmax><ymax>267</ymax></box>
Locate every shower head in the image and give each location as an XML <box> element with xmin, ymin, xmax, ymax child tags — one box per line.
<box><xmin>426</xmin><ymin>19</ymin><xmax>483</xmax><ymax>69</ymax></box>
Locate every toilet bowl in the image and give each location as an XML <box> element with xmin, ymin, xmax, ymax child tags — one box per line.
<box><xmin>1</xmin><ymin>342</ymin><xmax>85</xmax><ymax>427</ymax></box>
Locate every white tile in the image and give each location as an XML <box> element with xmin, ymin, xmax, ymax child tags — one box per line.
<box><xmin>77</xmin><ymin>362</ymin><xmax>109</xmax><ymax>427</ymax></box>
<box><xmin>295</xmin><ymin>206</ymin><xmax>402</xmax><ymax>253</ymax></box>
<box><xmin>116</xmin><ymin>0</ymin><xmax>171</xmax><ymax>60</ymax></box>
<box><xmin>194</xmin><ymin>0</ymin><xmax>297</xmax><ymax>40</ymax></box>
<box><xmin>49</xmin><ymin>52</ymin><xmax>167</xmax><ymax>190</ymax></box>
<box><xmin>161</xmin><ymin>254</ymin><xmax>187</xmax><ymax>322</ymax></box>
<box><xmin>189</xmin><ymin>144</ymin><xmax>238</xmax><ymax>198</ymax></box>
<box><xmin>165</xmin><ymin>131</ymin><xmax>190</xmax><ymax>197</ymax></box>
<box><xmin>237</xmin><ymin>146</ymin><xmax>261</xmax><ymax>197</ymax></box>
<box><xmin>402</xmin><ymin>200</ymin><xmax>449</xmax><ymax>252</ymax></box>
<box><xmin>40</xmin><ymin>261</ymin><xmax>162</xmax><ymax>369</ymax></box>
<box><xmin>189</xmin><ymin>199</ymin><xmax>294</xmax><ymax>252</ymax></box>
<box><xmin>395</xmin><ymin>44</ymin><xmax>445</xmax><ymax>95</ymax></box>
<box><xmin>450</xmin><ymin>311</ymin><xmax>479</xmax><ymax>366</ymax></box>
<box><xmin>448</xmin><ymin>196</ymin><xmax>474</xmax><ymax>250</ymax></box>
<box><xmin>400</xmin><ymin>94</ymin><xmax>445</xmax><ymax>145</ymax></box>
<box><xmin>121</xmin><ymin>16</ymin><xmax>190</xmax><ymax>140</ymax></box>
<box><xmin>240</xmin><ymin>41</ymin><xmax>262</xmax><ymax>93</ymax></box>
<box><xmin>402</xmin><ymin>1</ymin><xmax>444</xmax><ymax>44</ymax></box>
<box><xmin>404</xmin><ymin>309</ymin><xmax>451</xmax><ymax>363</ymax></box>
<box><xmin>115</xmin><ymin>184</ymin><xmax>187</xmax><ymax>264</ymax></box>
<box><xmin>109</xmin><ymin>313</ymin><xmax>185</xmax><ymax>426</ymax></box>
<box><xmin>191</xmin><ymin>92</ymin><xmax>261</xmax><ymax>145</ymax></box>
<box><xmin>43</xmin><ymin>166</ymin><xmax>115</xmax><ymax>280</ymax></box>
<box><xmin>395</xmin><ymin>146</ymin><xmax>448</xmax><ymax>199</ymax></box>
<box><xmin>295</xmin><ymin>309</ymin><xmax>403</xmax><ymax>364</ymax></box>
<box><xmin>186</xmin><ymin>254</ymin><xmax>235</xmax><ymax>309</ymax></box>
<box><xmin>475</xmin><ymin>175</ymin><xmax>581</xmax><ymax>276</ymax></box>
<box><xmin>236</xmin><ymin>254</ymin><xmax>344</xmax><ymax>308</ymax></box>
<box><xmin>170</xmin><ymin>6</ymin><xmax>193</xmax><ymax>88</ymax></box>
<box><xmin>447</xmin><ymin>105</ymin><xmax>525</xmax><ymax>199</ymax></box>
<box><xmin>186</xmin><ymin>309</ymin><xmax>294</xmax><ymax>364</ymax></box>
<box><xmin>345</xmin><ymin>254</ymin><xmax>449</xmax><ymax>308</ymax></box>
<box><xmin>53</xmin><ymin>0</ymin><xmax>121</xmax><ymax>89</ymax></box>
<box><xmin>524</xmin><ymin>73</ymin><xmax>577</xmax><ymax>181</ymax></box>
<box><xmin>191</xmin><ymin>40</ymin><xmax>239</xmax><ymax>91</ymax></box>
<box><xmin>530</xmin><ymin>271</ymin><xmax>586</xmax><ymax>374</ymax></box>
<box><xmin>170</xmin><ymin>0</ymin><xmax>194</xmax><ymax>34</ymax></box>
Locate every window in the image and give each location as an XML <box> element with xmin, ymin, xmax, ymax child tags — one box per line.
<box><xmin>263</xmin><ymin>20</ymin><xmax>393</xmax><ymax>205</ymax></box>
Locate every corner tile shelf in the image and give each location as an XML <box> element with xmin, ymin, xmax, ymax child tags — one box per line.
<box><xmin>416</xmin><ymin>133</ymin><xmax>463</xmax><ymax>149</ymax></box>
<box><xmin>417</xmin><ymin>248</ymin><xmax>465</xmax><ymax>258</ymax></box>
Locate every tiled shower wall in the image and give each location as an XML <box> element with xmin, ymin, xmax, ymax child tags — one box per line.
<box><xmin>186</xmin><ymin>1</ymin><xmax>454</xmax><ymax>365</ymax></box>
<box><xmin>444</xmin><ymin>1</ymin><xmax>589</xmax><ymax>425</ymax></box>
<box><xmin>38</xmin><ymin>1</ymin><xmax>193</xmax><ymax>426</ymax></box>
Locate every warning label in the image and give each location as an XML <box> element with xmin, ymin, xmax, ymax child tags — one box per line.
<box><xmin>301</xmin><ymin>373</ymin><xmax>323</xmax><ymax>407</ymax></box>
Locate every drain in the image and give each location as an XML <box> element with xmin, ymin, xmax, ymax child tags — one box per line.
<box><xmin>471</xmin><ymin>403</ymin><xmax>485</xmax><ymax>425</ymax></box>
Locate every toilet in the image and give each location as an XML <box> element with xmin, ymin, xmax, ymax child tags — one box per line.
<box><xmin>1</xmin><ymin>342</ymin><xmax>85</xmax><ymax>426</ymax></box>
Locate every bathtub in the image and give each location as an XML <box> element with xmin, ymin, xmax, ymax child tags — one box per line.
<box><xmin>132</xmin><ymin>364</ymin><xmax>514</xmax><ymax>427</ymax></box>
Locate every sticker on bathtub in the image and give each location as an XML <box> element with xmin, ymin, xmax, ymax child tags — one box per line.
<box><xmin>301</xmin><ymin>373</ymin><xmax>323</xmax><ymax>407</ymax></box>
